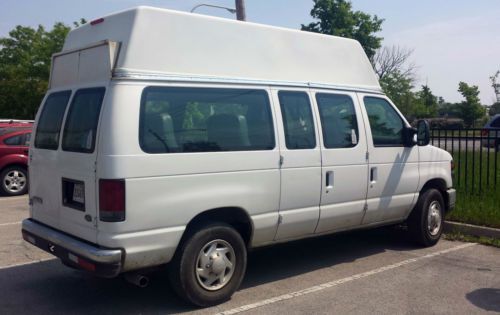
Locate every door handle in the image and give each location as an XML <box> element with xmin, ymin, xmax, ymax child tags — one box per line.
<box><xmin>370</xmin><ymin>167</ymin><xmax>377</xmax><ymax>183</ymax></box>
<box><xmin>326</xmin><ymin>171</ymin><xmax>334</xmax><ymax>190</ymax></box>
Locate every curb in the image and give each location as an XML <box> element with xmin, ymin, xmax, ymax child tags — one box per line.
<box><xmin>444</xmin><ymin>221</ymin><xmax>500</xmax><ymax>239</ymax></box>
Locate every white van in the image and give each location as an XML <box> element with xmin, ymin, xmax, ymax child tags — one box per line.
<box><xmin>22</xmin><ymin>7</ymin><xmax>455</xmax><ymax>306</ymax></box>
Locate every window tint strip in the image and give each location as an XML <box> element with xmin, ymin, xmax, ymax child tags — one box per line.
<box><xmin>34</xmin><ymin>91</ymin><xmax>71</xmax><ymax>150</ymax></box>
<box><xmin>62</xmin><ymin>88</ymin><xmax>105</xmax><ymax>153</ymax></box>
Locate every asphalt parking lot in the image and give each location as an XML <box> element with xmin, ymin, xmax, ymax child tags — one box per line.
<box><xmin>0</xmin><ymin>195</ymin><xmax>499</xmax><ymax>314</ymax></box>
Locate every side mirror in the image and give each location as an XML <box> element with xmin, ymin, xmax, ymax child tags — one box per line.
<box><xmin>416</xmin><ymin>119</ymin><xmax>430</xmax><ymax>146</ymax></box>
<box><xmin>403</xmin><ymin>126</ymin><xmax>417</xmax><ymax>147</ymax></box>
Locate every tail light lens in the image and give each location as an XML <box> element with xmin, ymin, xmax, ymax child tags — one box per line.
<box><xmin>99</xmin><ymin>179</ymin><xmax>125</xmax><ymax>222</ymax></box>
<box><xmin>481</xmin><ymin>129</ymin><xmax>488</xmax><ymax>137</ymax></box>
<box><xmin>451</xmin><ymin>160</ymin><xmax>455</xmax><ymax>175</ymax></box>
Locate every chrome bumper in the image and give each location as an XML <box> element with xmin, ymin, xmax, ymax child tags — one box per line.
<box><xmin>447</xmin><ymin>188</ymin><xmax>456</xmax><ymax>211</ymax></box>
<box><xmin>22</xmin><ymin>219</ymin><xmax>123</xmax><ymax>277</ymax></box>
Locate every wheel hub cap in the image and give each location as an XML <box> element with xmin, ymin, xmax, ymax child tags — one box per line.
<box><xmin>427</xmin><ymin>201</ymin><xmax>442</xmax><ymax>236</ymax></box>
<box><xmin>196</xmin><ymin>239</ymin><xmax>235</xmax><ymax>291</ymax></box>
<box><xmin>3</xmin><ymin>170</ymin><xmax>26</xmax><ymax>193</ymax></box>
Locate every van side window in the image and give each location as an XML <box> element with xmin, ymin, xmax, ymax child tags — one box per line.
<box><xmin>316</xmin><ymin>93</ymin><xmax>359</xmax><ymax>149</ymax></box>
<box><xmin>140</xmin><ymin>87</ymin><xmax>275</xmax><ymax>153</ymax></box>
<box><xmin>62</xmin><ymin>88</ymin><xmax>105</xmax><ymax>153</ymax></box>
<box><xmin>34</xmin><ymin>91</ymin><xmax>72</xmax><ymax>150</ymax></box>
<box><xmin>278</xmin><ymin>91</ymin><xmax>316</xmax><ymax>149</ymax></box>
<box><xmin>363</xmin><ymin>97</ymin><xmax>404</xmax><ymax>147</ymax></box>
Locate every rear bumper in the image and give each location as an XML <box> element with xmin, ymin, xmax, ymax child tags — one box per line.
<box><xmin>21</xmin><ymin>219</ymin><xmax>123</xmax><ymax>277</ymax></box>
<box><xmin>447</xmin><ymin>188</ymin><xmax>456</xmax><ymax>211</ymax></box>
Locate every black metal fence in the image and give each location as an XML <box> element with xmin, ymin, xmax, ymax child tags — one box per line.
<box><xmin>430</xmin><ymin>128</ymin><xmax>500</xmax><ymax>194</ymax></box>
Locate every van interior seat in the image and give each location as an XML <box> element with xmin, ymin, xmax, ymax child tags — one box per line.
<box><xmin>207</xmin><ymin>114</ymin><xmax>250</xmax><ymax>150</ymax></box>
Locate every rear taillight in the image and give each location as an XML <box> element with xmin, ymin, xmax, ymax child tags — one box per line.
<box><xmin>481</xmin><ymin>129</ymin><xmax>488</xmax><ymax>137</ymax></box>
<box><xmin>451</xmin><ymin>160</ymin><xmax>455</xmax><ymax>175</ymax></box>
<box><xmin>99</xmin><ymin>179</ymin><xmax>125</xmax><ymax>222</ymax></box>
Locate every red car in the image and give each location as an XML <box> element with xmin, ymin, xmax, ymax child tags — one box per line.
<box><xmin>0</xmin><ymin>123</ymin><xmax>32</xmax><ymax>196</ymax></box>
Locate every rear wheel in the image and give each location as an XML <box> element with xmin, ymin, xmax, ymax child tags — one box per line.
<box><xmin>407</xmin><ymin>188</ymin><xmax>445</xmax><ymax>247</ymax></box>
<box><xmin>169</xmin><ymin>223</ymin><xmax>247</xmax><ymax>307</ymax></box>
<box><xmin>0</xmin><ymin>166</ymin><xmax>28</xmax><ymax>196</ymax></box>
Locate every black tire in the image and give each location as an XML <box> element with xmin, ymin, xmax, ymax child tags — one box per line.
<box><xmin>168</xmin><ymin>223</ymin><xmax>247</xmax><ymax>307</ymax></box>
<box><xmin>0</xmin><ymin>166</ymin><xmax>28</xmax><ymax>196</ymax></box>
<box><xmin>407</xmin><ymin>188</ymin><xmax>445</xmax><ymax>247</ymax></box>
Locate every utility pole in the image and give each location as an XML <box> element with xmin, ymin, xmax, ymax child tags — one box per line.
<box><xmin>235</xmin><ymin>0</ymin><xmax>246</xmax><ymax>21</ymax></box>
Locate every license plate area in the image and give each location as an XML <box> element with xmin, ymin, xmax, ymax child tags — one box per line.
<box><xmin>62</xmin><ymin>178</ymin><xmax>85</xmax><ymax>211</ymax></box>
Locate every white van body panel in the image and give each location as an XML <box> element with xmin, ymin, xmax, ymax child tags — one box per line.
<box><xmin>50</xmin><ymin>41</ymin><xmax>119</xmax><ymax>89</ymax></box>
<box><xmin>30</xmin><ymin>82</ymin><xmax>108</xmax><ymax>243</ymax></box>
<box><xmin>356</xmin><ymin>93</ymin><xmax>420</xmax><ymax>224</ymax></box>
<box><xmin>26</xmin><ymin>6</ymin><xmax>455</xmax><ymax>274</ymax></box>
<box><xmin>63</xmin><ymin>7</ymin><xmax>380</xmax><ymax>92</ymax></box>
<box><xmin>96</xmin><ymin>82</ymin><xmax>280</xmax><ymax>269</ymax></box>
<box><xmin>270</xmin><ymin>87</ymin><xmax>322</xmax><ymax>240</ymax></box>
<box><xmin>417</xmin><ymin>145</ymin><xmax>453</xmax><ymax>189</ymax></box>
<box><xmin>310</xmin><ymin>89</ymin><xmax>369</xmax><ymax>233</ymax></box>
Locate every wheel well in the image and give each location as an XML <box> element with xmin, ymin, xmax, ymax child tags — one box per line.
<box><xmin>420</xmin><ymin>178</ymin><xmax>448</xmax><ymax>211</ymax></box>
<box><xmin>1</xmin><ymin>163</ymin><xmax>27</xmax><ymax>173</ymax></box>
<box><xmin>182</xmin><ymin>207</ymin><xmax>253</xmax><ymax>248</ymax></box>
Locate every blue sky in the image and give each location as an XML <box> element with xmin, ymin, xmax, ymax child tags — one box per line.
<box><xmin>1</xmin><ymin>0</ymin><xmax>499</xmax><ymax>104</ymax></box>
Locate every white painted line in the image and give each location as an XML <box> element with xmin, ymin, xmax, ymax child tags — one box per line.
<box><xmin>0</xmin><ymin>221</ymin><xmax>21</xmax><ymax>227</ymax></box>
<box><xmin>0</xmin><ymin>195</ymin><xmax>28</xmax><ymax>201</ymax></box>
<box><xmin>0</xmin><ymin>258</ymin><xmax>56</xmax><ymax>270</ymax></box>
<box><xmin>217</xmin><ymin>243</ymin><xmax>476</xmax><ymax>315</ymax></box>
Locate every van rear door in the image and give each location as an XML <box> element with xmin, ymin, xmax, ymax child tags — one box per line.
<box><xmin>30</xmin><ymin>88</ymin><xmax>106</xmax><ymax>243</ymax></box>
<box><xmin>29</xmin><ymin>41</ymin><xmax>117</xmax><ymax>244</ymax></box>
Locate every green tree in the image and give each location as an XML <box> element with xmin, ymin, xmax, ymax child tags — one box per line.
<box><xmin>301</xmin><ymin>0</ymin><xmax>384</xmax><ymax>60</ymax></box>
<box><xmin>415</xmin><ymin>85</ymin><xmax>438</xmax><ymax>117</ymax></box>
<box><xmin>379</xmin><ymin>70</ymin><xmax>414</xmax><ymax>117</ymax></box>
<box><xmin>457</xmin><ymin>82</ymin><xmax>485</xmax><ymax>127</ymax></box>
<box><xmin>0</xmin><ymin>20</ymin><xmax>85</xmax><ymax>119</ymax></box>
<box><xmin>438</xmin><ymin>102</ymin><xmax>461</xmax><ymax>118</ymax></box>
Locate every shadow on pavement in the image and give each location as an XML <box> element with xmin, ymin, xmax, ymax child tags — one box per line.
<box><xmin>466</xmin><ymin>288</ymin><xmax>500</xmax><ymax>312</ymax></box>
<box><xmin>0</xmin><ymin>227</ymin><xmax>418</xmax><ymax>314</ymax></box>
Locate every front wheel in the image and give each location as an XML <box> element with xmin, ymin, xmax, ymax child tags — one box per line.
<box><xmin>0</xmin><ymin>166</ymin><xmax>28</xmax><ymax>196</ymax></box>
<box><xmin>169</xmin><ymin>223</ymin><xmax>247</xmax><ymax>307</ymax></box>
<box><xmin>407</xmin><ymin>188</ymin><xmax>445</xmax><ymax>247</ymax></box>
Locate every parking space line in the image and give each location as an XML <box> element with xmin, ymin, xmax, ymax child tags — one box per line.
<box><xmin>216</xmin><ymin>243</ymin><xmax>476</xmax><ymax>315</ymax></box>
<box><xmin>0</xmin><ymin>221</ymin><xmax>21</xmax><ymax>227</ymax></box>
<box><xmin>0</xmin><ymin>258</ymin><xmax>55</xmax><ymax>270</ymax></box>
<box><xmin>0</xmin><ymin>195</ymin><xmax>28</xmax><ymax>201</ymax></box>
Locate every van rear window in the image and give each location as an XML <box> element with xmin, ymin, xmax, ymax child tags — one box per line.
<box><xmin>62</xmin><ymin>88</ymin><xmax>105</xmax><ymax>153</ymax></box>
<box><xmin>140</xmin><ymin>87</ymin><xmax>275</xmax><ymax>153</ymax></box>
<box><xmin>34</xmin><ymin>91</ymin><xmax>71</xmax><ymax>150</ymax></box>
